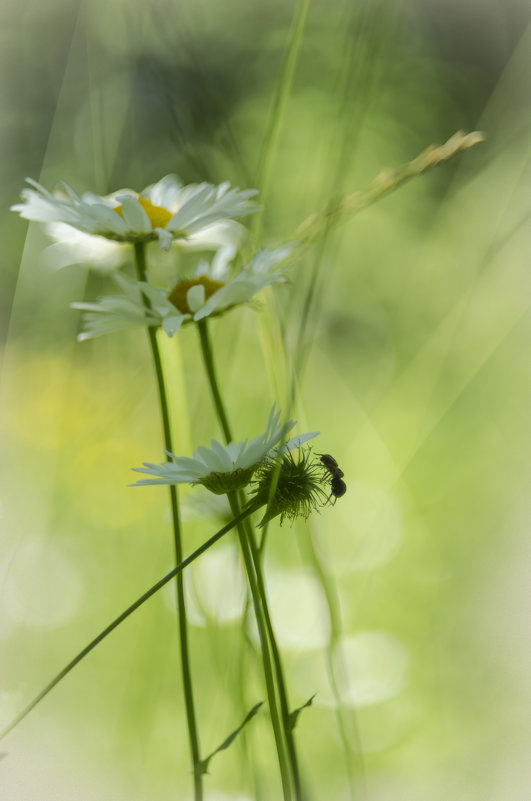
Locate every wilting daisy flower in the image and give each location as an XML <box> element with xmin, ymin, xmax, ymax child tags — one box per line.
<box><xmin>12</xmin><ymin>174</ymin><xmax>258</xmax><ymax>252</ymax></box>
<box><xmin>73</xmin><ymin>244</ymin><xmax>294</xmax><ymax>340</ymax></box>
<box><xmin>132</xmin><ymin>404</ymin><xmax>319</xmax><ymax>494</ymax></box>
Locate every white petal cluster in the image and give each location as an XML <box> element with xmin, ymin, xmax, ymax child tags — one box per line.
<box><xmin>12</xmin><ymin>175</ymin><xmax>258</xmax><ymax>252</ymax></box>
<box><xmin>42</xmin><ymin>219</ymin><xmax>246</xmax><ymax>272</ymax></box>
<box><xmin>190</xmin><ymin>244</ymin><xmax>293</xmax><ymax>322</ymax></box>
<box><xmin>149</xmin><ymin>177</ymin><xmax>258</xmax><ymax>236</ymax></box>
<box><xmin>44</xmin><ymin>223</ymin><xmax>128</xmax><ymax>272</ymax></box>
<box><xmin>71</xmin><ymin>274</ymin><xmax>184</xmax><ymax>341</ymax></box>
<box><xmin>132</xmin><ymin>405</ymin><xmax>318</xmax><ymax>490</ymax></box>
<box><xmin>73</xmin><ymin>244</ymin><xmax>294</xmax><ymax>341</ymax></box>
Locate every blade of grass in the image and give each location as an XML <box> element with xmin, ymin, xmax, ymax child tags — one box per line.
<box><xmin>0</xmin><ymin>507</ymin><xmax>256</xmax><ymax>742</ymax></box>
<box><xmin>251</xmin><ymin>0</ymin><xmax>310</xmax><ymax>245</ymax></box>
<box><xmin>134</xmin><ymin>241</ymin><xmax>203</xmax><ymax>800</ymax></box>
<box><xmin>198</xmin><ymin>701</ymin><xmax>264</xmax><ymax>775</ymax></box>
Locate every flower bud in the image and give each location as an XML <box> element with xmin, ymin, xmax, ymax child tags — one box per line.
<box><xmin>249</xmin><ymin>448</ymin><xmax>328</xmax><ymax>526</ymax></box>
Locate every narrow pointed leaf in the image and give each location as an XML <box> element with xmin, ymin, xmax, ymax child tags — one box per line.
<box><xmin>198</xmin><ymin>701</ymin><xmax>264</xmax><ymax>775</ymax></box>
<box><xmin>288</xmin><ymin>693</ymin><xmax>316</xmax><ymax>731</ymax></box>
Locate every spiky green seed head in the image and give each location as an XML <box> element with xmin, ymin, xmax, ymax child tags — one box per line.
<box><xmin>249</xmin><ymin>448</ymin><xmax>328</xmax><ymax>526</ymax></box>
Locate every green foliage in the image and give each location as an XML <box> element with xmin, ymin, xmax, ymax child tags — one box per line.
<box><xmin>198</xmin><ymin>701</ymin><xmax>264</xmax><ymax>775</ymax></box>
<box><xmin>1</xmin><ymin>1</ymin><xmax>530</xmax><ymax>799</ymax></box>
<box><xmin>288</xmin><ymin>694</ymin><xmax>316</xmax><ymax>731</ymax></box>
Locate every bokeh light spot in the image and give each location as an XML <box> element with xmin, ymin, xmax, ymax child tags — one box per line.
<box><xmin>292</xmin><ymin>630</ymin><xmax>409</xmax><ymax>710</ymax></box>
<box><xmin>319</xmin><ymin>482</ymin><xmax>402</xmax><ymax>573</ymax></box>
<box><xmin>2</xmin><ymin>539</ymin><xmax>84</xmax><ymax>629</ymax></box>
<box><xmin>248</xmin><ymin>568</ymin><xmax>330</xmax><ymax>651</ymax></box>
<box><xmin>164</xmin><ymin>543</ymin><xmax>246</xmax><ymax>627</ymax></box>
<box><xmin>334</xmin><ymin>631</ymin><xmax>409</xmax><ymax>707</ymax></box>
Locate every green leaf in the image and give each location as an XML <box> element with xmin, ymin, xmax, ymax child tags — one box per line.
<box><xmin>288</xmin><ymin>694</ymin><xmax>316</xmax><ymax>731</ymax></box>
<box><xmin>198</xmin><ymin>701</ymin><xmax>264</xmax><ymax>775</ymax></box>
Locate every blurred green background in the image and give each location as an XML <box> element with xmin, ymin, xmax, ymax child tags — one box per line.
<box><xmin>1</xmin><ymin>0</ymin><xmax>530</xmax><ymax>799</ymax></box>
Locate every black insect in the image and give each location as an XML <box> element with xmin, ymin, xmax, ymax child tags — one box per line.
<box><xmin>318</xmin><ymin>453</ymin><xmax>344</xmax><ymax>479</ymax></box>
<box><xmin>317</xmin><ymin>453</ymin><xmax>346</xmax><ymax>503</ymax></box>
<box><xmin>330</xmin><ymin>475</ymin><xmax>347</xmax><ymax>501</ymax></box>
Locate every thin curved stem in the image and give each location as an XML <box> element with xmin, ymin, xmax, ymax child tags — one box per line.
<box><xmin>196</xmin><ymin>319</ymin><xmax>232</xmax><ymax>442</ymax></box>
<box><xmin>196</xmin><ymin>317</ymin><xmax>303</xmax><ymax>800</ymax></box>
<box><xmin>228</xmin><ymin>492</ymin><xmax>293</xmax><ymax>801</ymax></box>
<box><xmin>251</xmin><ymin>0</ymin><xmax>310</xmax><ymax>245</ymax></box>
<box><xmin>134</xmin><ymin>242</ymin><xmax>202</xmax><ymax>800</ymax></box>
<box><xmin>246</xmin><ymin>525</ymin><xmax>303</xmax><ymax>799</ymax></box>
<box><xmin>0</xmin><ymin>507</ymin><xmax>256</xmax><ymax>742</ymax></box>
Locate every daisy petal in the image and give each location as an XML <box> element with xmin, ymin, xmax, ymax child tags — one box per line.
<box><xmin>132</xmin><ymin>405</ymin><xmax>318</xmax><ymax>492</ymax></box>
<box><xmin>117</xmin><ymin>196</ymin><xmax>152</xmax><ymax>233</ymax></box>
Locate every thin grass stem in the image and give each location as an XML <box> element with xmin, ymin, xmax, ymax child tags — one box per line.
<box><xmin>0</xmin><ymin>507</ymin><xmax>256</xmax><ymax>742</ymax></box>
<box><xmin>294</xmin><ymin>131</ymin><xmax>485</xmax><ymax>248</ymax></box>
<box><xmin>196</xmin><ymin>318</ymin><xmax>304</xmax><ymax>800</ymax></box>
<box><xmin>245</xmin><ymin>522</ymin><xmax>303</xmax><ymax>799</ymax></box>
<box><xmin>252</xmin><ymin>0</ymin><xmax>310</xmax><ymax>245</ymax></box>
<box><xmin>134</xmin><ymin>242</ymin><xmax>202</xmax><ymax>800</ymax></box>
<box><xmin>228</xmin><ymin>492</ymin><xmax>293</xmax><ymax>801</ymax></box>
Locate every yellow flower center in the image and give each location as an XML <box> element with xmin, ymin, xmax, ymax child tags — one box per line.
<box><xmin>114</xmin><ymin>197</ymin><xmax>173</xmax><ymax>229</ymax></box>
<box><xmin>168</xmin><ymin>276</ymin><xmax>225</xmax><ymax>314</ymax></box>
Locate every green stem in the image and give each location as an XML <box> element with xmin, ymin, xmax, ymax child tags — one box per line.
<box><xmin>196</xmin><ymin>318</ymin><xmax>303</xmax><ymax>800</ymax></box>
<box><xmin>196</xmin><ymin>319</ymin><xmax>232</xmax><ymax>442</ymax></box>
<box><xmin>228</xmin><ymin>492</ymin><xmax>293</xmax><ymax>801</ymax></box>
<box><xmin>0</xmin><ymin>507</ymin><xmax>255</xmax><ymax>742</ymax></box>
<box><xmin>252</xmin><ymin>0</ymin><xmax>310</xmax><ymax>245</ymax></box>
<box><xmin>134</xmin><ymin>242</ymin><xmax>202</xmax><ymax>801</ymax></box>
<box><xmin>246</xmin><ymin>526</ymin><xmax>303</xmax><ymax>800</ymax></box>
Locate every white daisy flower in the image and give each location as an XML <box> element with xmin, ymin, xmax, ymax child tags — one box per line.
<box><xmin>42</xmin><ymin>217</ymin><xmax>248</xmax><ymax>272</ymax></box>
<box><xmin>43</xmin><ymin>223</ymin><xmax>129</xmax><ymax>272</ymax></box>
<box><xmin>169</xmin><ymin>243</ymin><xmax>293</xmax><ymax>322</ymax></box>
<box><xmin>132</xmin><ymin>404</ymin><xmax>319</xmax><ymax>494</ymax></box>
<box><xmin>12</xmin><ymin>174</ymin><xmax>258</xmax><ymax>252</ymax></box>
<box><xmin>71</xmin><ymin>274</ymin><xmax>184</xmax><ymax>340</ymax></box>
<box><xmin>72</xmin><ymin>244</ymin><xmax>294</xmax><ymax>341</ymax></box>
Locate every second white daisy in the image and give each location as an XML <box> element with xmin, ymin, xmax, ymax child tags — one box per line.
<box><xmin>73</xmin><ymin>244</ymin><xmax>294</xmax><ymax>341</ymax></box>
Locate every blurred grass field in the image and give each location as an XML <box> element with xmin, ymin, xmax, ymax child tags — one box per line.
<box><xmin>1</xmin><ymin>0</ymin><xmax>530</xmax><ymax>799</ymax></box>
